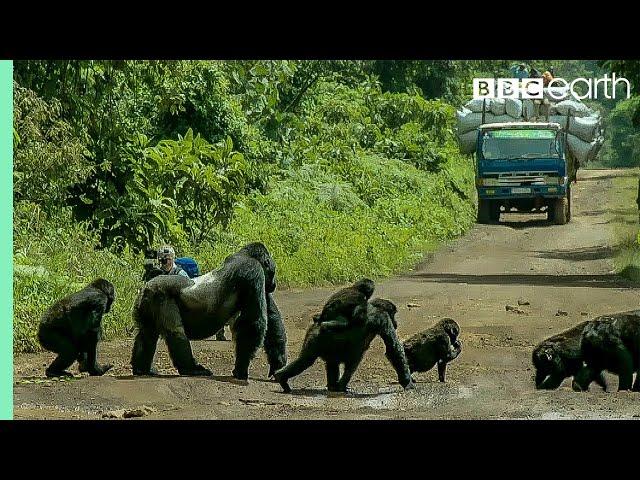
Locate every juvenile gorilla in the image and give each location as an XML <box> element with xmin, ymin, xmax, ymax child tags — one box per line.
<box><xmin>131</xmin><ymin>242</ymin><xmax>287</xmax><ymax>380</ymax></box>
<box><xmin>274</xmin><ymin>298</ymin><xmax>413</xmax><ymax>393</ymax></box>
<box><xmin>312</xmin><ymin>278</ymin><xmax>375</xmax><ymax>333</ymax></box>
<box><xmin>573</xmin><ymin>310</ymin><xmax>640</xmax><ymax>392</ymax></box>
<box><xmin>38</xmin><ymin>278</ymin><xmax>115</xmax><ymax>378</ymax></box>
<box><xmin>402</xmin><ymin>318</ymin><xmax>462</xmax><ymax>383</ymax></box>
<box><xmin>531</xmin><ymin>321</ymin><xmax>606</xmax><ymax>391</ymax></box>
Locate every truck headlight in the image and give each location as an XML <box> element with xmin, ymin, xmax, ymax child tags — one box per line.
<box><xmin>480</xmin><ymin>178</ymin><xmax>499</xmax><ymax>187</ymax></box>
<box><xmin>543</xmin><ymin>176</ymin><xmax>562</xmax><ymax>185</ymax></box>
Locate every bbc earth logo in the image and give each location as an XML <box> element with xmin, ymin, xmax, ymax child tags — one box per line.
<box><xmin>473</xmin><ymin>74</ymin><xmax>632</xmax><ymax>100</ymax></box>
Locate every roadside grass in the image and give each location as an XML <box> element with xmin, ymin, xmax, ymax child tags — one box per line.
<box><xmin>13</xmin><ymin>153</ymin><xmax>476</xmax><ymax>353</ymax></box>
<box><xmin>608</xmin><ymin>168</ymin><xmax>640</xmax><ymax>283</ymax></box>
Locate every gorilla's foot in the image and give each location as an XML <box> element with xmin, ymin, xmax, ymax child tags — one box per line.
<box><xmin>403</xmin><ymin>380</ymin><xmax>416</xmax><ymax>391</ymax></box>
<box><xmin>179</xmin><ymin>364</ymin><xmax>212</xmax><ymax>377</ymax></box>
<box><xmin>215</xmin><ymin>331</ymin><xmax>228</xmax><ymax>341</ymax></box>
<box><xmin>132</xmin><ymin>365</ymin><xmax>159</xmax><ymax>376</ymax></box>
<box><xmin>46</xmin><ymin>369</ymin><xmax>73</xmax><ymax>378</ymax></box>
<box><xmin>273</xmin><ymin>371</ymin><xmax>291</xmax><ymax>393</ymax></box>
<box><xmin>88</xmin><ymin>364</ymin><xmax>113</xmax><ymax>376</ymax></box>
<box><xmin>232</xmin><ymin>367</ymin><xmax>249</xmax><ymax>381</ymax></box>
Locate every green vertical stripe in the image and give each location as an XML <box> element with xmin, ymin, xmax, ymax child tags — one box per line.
<box><xmin>0</xmin><ymin>60</ymin><xmax>13</xmax><ymax>420</ymax></box>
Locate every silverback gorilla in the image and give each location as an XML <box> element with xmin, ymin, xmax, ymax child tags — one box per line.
<box><xmin>573</xmin><ymin>310</ymin><xmax>640</xmax><ymax>392</ymax></box>
<box><xmin>531</xmin><ymin>321</ymin><xmax>606</xmax><ymax>391</ymax></box>
<box><xmin>38</xmin><ymin>278</ymin><xmax>115</xmax><ymax>378</ymax></box>
<box><xmin>402</xmin><ymin>318</ymin><xmax>462</xmax><ymax>383</ymax></box>
<box><xmin>131</xmin><ymin>242</ymin><xmax>287</xmax><ymax>379</ymax></box>
<box><xmin>274</xmin><ymin>298</ymin><xmax>413</xmax><ymax>393</ymax></box>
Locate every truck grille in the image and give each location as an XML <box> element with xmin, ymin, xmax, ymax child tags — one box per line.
<box><xmin>486</xmin><ymin>171</ymin><xmax>556</xmax><ymax>186</ymax></box>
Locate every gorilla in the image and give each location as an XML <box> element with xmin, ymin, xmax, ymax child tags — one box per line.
<box><xmin>274</xmin><ymin>298</ymin><xmax>413</xmax><ymax>393</ymax></box>
<box><xmin>573</xmin><ymin>310</ymin><xmax>640</xmax><ymax>392</ymax></box>
<box><xmin>141</xmin><ymin>260</ymin><xmax>228</xmax><ymax>341</ymax></box>
<box><xmin>402</xmin><ymin>318</ymin><xmax>462</xmax><ymax>383</ymax></box>
<box><xmin>131</xmin><ymin>242</ymin><xmax>287</xmax><ymax>380</ymax></box>
<box><xmin>531</xmin><ymin>321</ymin><xmax>606</xmax><ymax>391</ymax></box>
<box><xmin>312</xmin><ymin>278</ymin><xmax>375</xmax><ymax>333</ymax></box>
<box><xmin>38</xmin><ymin>278</ymin><xmax>115</xmax><ymax>378</ymax></box>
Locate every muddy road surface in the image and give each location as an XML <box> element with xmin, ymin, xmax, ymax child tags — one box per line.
<box><xmin>14</xmin><ymin>169</ymin><xmax>640</xmax><ymax>420</ymax></box>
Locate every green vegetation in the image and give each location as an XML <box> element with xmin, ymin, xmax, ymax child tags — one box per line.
<box><xmin>608</xmin><ymin>170</ymin><xmax>640</xmax><ymax>283</ymax></box>
<box><xmin>15</xmin><ymin>59</ymin><xmax>637</xmax><ymax>353</ymax></box>
<box><xmin>14</xmin><ymin>60</ymin><xmax>481</xmax><ymax>353</ymax></box>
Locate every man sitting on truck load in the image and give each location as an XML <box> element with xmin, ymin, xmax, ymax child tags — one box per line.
<box><xmin>512</xmin><ymin>63</ymin><xmax>529</xmax><ymax>78</ymax></box>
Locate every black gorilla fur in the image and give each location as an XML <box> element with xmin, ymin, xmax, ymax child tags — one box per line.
<box><xmin>531</xmin><ymin>321</ymin><xmax>606</xmax><ymax>391</ymax></box>
<box><xmin>402</xmin><ymin>318</ymin><xmax>462</xmax><ymax>383</ymax></box>
<box><xmin>312</xmin><ymin>278</ymin><xmax>375</xmax><ymax>333</ymax></box>
<box><xmin>274</xmin><ymin>298</ymin><xmax>413</xmax><ymax>393</ymax></box>
<box><xmin>573</xmin><ymin>310</ymin><xmax>640</xmax><ymax>392</ymax></box>
<box><xmin>38</xmin><ymin>278</ymin><xmax>115</xmax><ymax>378</ymax></box>
<box><xmin>142</xmin><ymin>261</ymin><xmax>227</xmax><ymax>341</ymax></box>
<box><xmin>131</xmin><ymin>242</ymin><xmax>287</xmax><ymax>379</ymax></box>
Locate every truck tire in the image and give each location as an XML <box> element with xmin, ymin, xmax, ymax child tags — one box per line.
<box><xmin>551</xmin><ymin>195</ymin><xmax>569</xmax><ymax>225</ymax></box>
<box><xmin>490</xmin><ymin>204</ymin><xmax>501</xmax><ymax>222</ymax></box>
<box><xmin>477</xmin><ymin>199</ymin><xmax>492</xmax><ymax>224</ymax></box>
<box><xmin>566</xmin><ymin>185</ymin><xmax>572</xmax><ymax>221</ymax></box>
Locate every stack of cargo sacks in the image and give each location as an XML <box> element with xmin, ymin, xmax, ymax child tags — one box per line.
<box><xmin>456</xmin><ymin>87</ymin><xmax>604</xmax><ymax>164</ymax></box>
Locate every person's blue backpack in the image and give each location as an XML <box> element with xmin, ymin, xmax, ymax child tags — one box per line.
<box><xmin>175</xmin><ymin>257</ymin><xmax>200</xmax><ymax>278</ymax></box>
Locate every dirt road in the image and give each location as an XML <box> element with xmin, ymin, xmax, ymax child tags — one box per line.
<box><xmin>13</xmin><ymin>169</ymin><xmax>640</xmax><ymax>420</ymax></box>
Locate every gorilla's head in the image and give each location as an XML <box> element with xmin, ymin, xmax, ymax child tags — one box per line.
<box><xmin>242</xmin><ymin>242</ymin><xmax>277</xmax><ymax>293</ymax></box>
<box><xmin>353</xmin><ymin>278</ymin><xmax>375</xmax><ymax>299</ymax></box>
<box><xmin>91</xmin><ymin>278</ymin><xmax>116</xmax><ymax>313</ymax></box>
<box><xmin>370</xmin><ymin>298</ymin><xmax>398</xmax><ymax>329</ymax></box>
<box><xmin>440</xmin><ymin>318</ymin><xmax>460</xmax><ymax>341</ymax></box>
<box><xmin>531</xmin><ymin>345</ymin><xmax>561</xmax><ymax>389</ymax></box>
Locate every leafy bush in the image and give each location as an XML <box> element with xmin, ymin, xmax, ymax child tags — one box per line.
<box><xmin>13</xmin><ymin>82</ymin><xmax>92</xmax><ymax>210</ymax></box>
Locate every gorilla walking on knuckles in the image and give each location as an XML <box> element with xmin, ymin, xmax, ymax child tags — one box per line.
<box><xmin>131</xmin><ymin>242</ymin><xmax>287</xmax><ymax>380</ymax></box>
<box><xmin>402</xmin><ymin>318</ymin><xmax>462</xmax><ymax>383</ymax></box>
<box><xmin>531</xmin><ymin>321</ymin><xmax>606</xmax><ymax>391</ymax></box>
<box><xmin>573</xmin><ymin>310</ymin><xmax>640</xmax><ymax>392</ymax></box>
<box><xmin>274</xmin><ymin>297</ymin><xmax>413</xmax><ymax>393</ymax></box>
<box><xmin>38</xmin><ymin>278</ymin><xmax>115</xmax><ymax>378</ymax></box>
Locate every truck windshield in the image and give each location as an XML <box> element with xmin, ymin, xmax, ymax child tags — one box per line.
<box><xmin>481</xmin><ymin>129</ymin><xmax>559</xmax><ymax>160</ymax></box>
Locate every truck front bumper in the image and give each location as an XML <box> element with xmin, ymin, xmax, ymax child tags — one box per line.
<box><xmin>477</xmin><ymin>184</ymin><xmax>567</xmax><ymax>200</ymax></box>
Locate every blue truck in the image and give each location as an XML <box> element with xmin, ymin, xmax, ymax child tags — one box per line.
<box><xmin>475</xmin><ymin>121</ymin><xmax>576</xmax><ymax>225</ymax></box>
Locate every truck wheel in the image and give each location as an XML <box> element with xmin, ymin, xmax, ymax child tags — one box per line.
<box><xmin>477</xmin><ymin>199</ymin><xmax>492</xmax><ymax>224</ymax></box>
<box><xmin>566</xmin><ymin>185</ymin><xmax>572</xmax><ymax>221</ymax></box>
<box><xmin>490</xmin><ymin>204</ymin><xmax>501</xmax><ymax>222</ymax></box>
<box><xmin>551</xmin><ymin>196</ymin><xmax>569</xmax><ymax>225</ymax></box>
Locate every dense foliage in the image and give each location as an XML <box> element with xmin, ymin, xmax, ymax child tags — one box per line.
<box><xmin>14</xmin><ymin>60</ymin><xmax>486</xmax><ymax>352</ymax></box>
<box><xmin>16</xmin><ymin>59</ymin><xmax>636</xmax><ymax>352</ymax></box>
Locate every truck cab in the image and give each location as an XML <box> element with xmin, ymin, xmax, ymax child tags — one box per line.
<box><xmin>475</xmin><ymin>122</ymin><xmax>573</xmax><ymax>225</ymax></box>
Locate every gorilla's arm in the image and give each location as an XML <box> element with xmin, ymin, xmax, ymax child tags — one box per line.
<box><xmin>77</xmin><ymin>327</ymin><xmax>112</xmax><ymax>376</ymax></box>
<box><xmin>536</xmin><ymin>364</ymin><xmax>566</xmax><ymax>390</ymax></box>
<box><xmin>264</xmin><ymin>293</ymin><xmax>288</xmax><ymax>377</ymax></box>
<box><xmin>378</xmin><ymin>321</ymin><xmax>413</xmax><ymax>388</ymax></box>
<box><xmin>230</xmin><ymin>264</ymin><xmax>268</xmax><ymax>380</ymax></box>
<box><xmin>69</xmin><ymin>289</ymin><xmax>109</xmax><ymax>339</ymax></box>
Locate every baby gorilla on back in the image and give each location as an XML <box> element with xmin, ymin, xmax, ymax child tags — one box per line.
<box><xmin>312</xmin><ymin>278</ymin><xmax>375</xmax><ymax>333</ymax></box>
<box><xmin>402</xmin><ymin>318</ymin><xmax>462</xmax><ymax>382</ymax></box>
<box><xmin>274</xmin><ymin>298</ymin><xmax>413</xmax><ymax>393</ymax></box>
